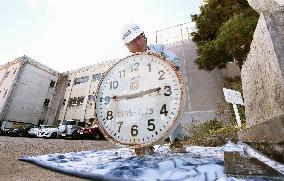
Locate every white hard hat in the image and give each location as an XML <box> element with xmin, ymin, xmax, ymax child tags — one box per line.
<box><xmin>121</xmin><ymin>24</ymin><xmax>143</xmax><ymax>44</ymax></box>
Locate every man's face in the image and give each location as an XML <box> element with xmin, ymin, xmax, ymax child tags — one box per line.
<box><xmin>126</xmin><ymin>33</ymin><xmax>147</xmax><ymax>53</ymax></box>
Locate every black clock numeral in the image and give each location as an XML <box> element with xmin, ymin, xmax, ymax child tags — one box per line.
<box><xmin>147</xmin><ymin>119</ymin><xmax>155</xmax><ymax>131</ymax></box>
<box><xmin>106</xmin><ymin>111</ymin><xmax>113</xmax><ymax>120</ymax></box>
<box><xmin>160</xmin><ymin>104</ymin><xmax>168</xmax><ymax>116</ymax></box>
<box><xmin>164</xmin><ymin>86</ymin><xmax>172</xmax><ymax>96</ymax></box>
<box><xmin>117</xmin><ymin>122</ymin><xmax>123</xmax><ymax>133</ymax></box>
<box><xmin>158</xmin><ymin>70</ymin><xmax>165</xmax><ymax>80</ymax></box>
<box><xmin>132</xmin><ymin>62</ymin><xmax>139</xmax><ymax>72</ymax></box>
<box><xmin>147</xmin><ymin>63</ymin><xmax>151</xmax><ymax>72</ymax></box>
<box><xmin>119</xmin><ymin>70</ymin><xmax>126</xmax><ymax>78</ymax></box>
<box><xmin>131</xmin><ymin>125</ymin><xmax>138</xmax><ymax>136</ymax></box>
<box><xmin>110</xmin><ymin>81</ymin><xmax>118</xmax><ymax>90</ymax></box>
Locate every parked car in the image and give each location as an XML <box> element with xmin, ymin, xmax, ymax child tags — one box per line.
<box><xmin>0</xmin><ymin>128</ymin><xmax>11</xmax><ymax>136</ymax></box>
<box><xmin>59</xmin><ymin>120</ymin><xmax>88</xmax><ymax>139</ymax></box>
<box><xmin>7</xmin><ymin>125</ymin><xmax>34</xmax><ymax>137</ymax></box>
<box><xmin>67</xmin><ymin>123</ymin><xmax>89</xmax><ymax>139</ymax></box>
<box><xmin>0</xmin><ymin>129</ymin><xmax>4</xmax><ymax>136</ymax></box>
<box><xmin>28</xmin><ymin>125</ymin><xmax>53</xmax><ymax>137</ymax></box>
<box><xmin>4</xmin><ymin>128</ymin><xmax>13</xmax><ymax>136</ymax></box>
<box><xmin>58</xmin><ymin>120</ymin><xmax>77</xmax><ymax>138</ymax></box>
<box><xmin>79</xmin><ymin>125</ymin><xmax>104</xmax><ymax>140</ymax></box>
<box><xmin>37</xmin><ymin>127</ymin><xmax>60</xmax><ymax>139</ymax></box>
<box><xmin>63</xmin><ymin>125</ymin><xmax>84</xmax><ymax>139</ymax></box>
<box><xmin>37</xmin><ymin>120</ymin><xmax>79</xmax><ymax>139</ymax></box>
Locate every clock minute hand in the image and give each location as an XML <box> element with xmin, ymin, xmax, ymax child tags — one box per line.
<box><xmin>113</xmin><ymin>87</ymin><xmax>161</xmax><ymax>101</ymax></box>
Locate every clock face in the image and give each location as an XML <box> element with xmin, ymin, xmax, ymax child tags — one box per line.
<box><xmin>95</xmin><ymin>53</ymin><xmax>184</xmax><ymax>148</ymax></box>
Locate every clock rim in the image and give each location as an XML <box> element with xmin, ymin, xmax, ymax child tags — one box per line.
<box><xmin>94</xmin><ymin>52</ymin><xmax>185</xmax><ymax>148</ymax></box>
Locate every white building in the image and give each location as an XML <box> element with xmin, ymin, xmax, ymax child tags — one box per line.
<box><xmin>57</xmin><ymin>60</ymin><xmax>117</xmax><ymax>124</ymax></box>
<box><xmin>0</xmin><ymin>55</ymin><xmax>117</xmax><ymax>129</ymax></box>
<box><xmin>0</xmin><ymin>56</ymin><xmax>59</xmax><ymax>129</ymax></box>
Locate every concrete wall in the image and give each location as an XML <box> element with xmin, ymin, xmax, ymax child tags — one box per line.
<box><xmin>270</xmin><ymin>6</ymin><xmax>284</xmax><ymax>78</ymax></box>
<box><xmin>167</xmin><ymin>40</ymin><xmax>228</xmax><ymax>136</ymax></box>
<box><xmin>241</xmin><ymin>12</ymin><xmax>284</xmax><ymax>128</ymax></box>
<box><xmin>168</xmin><ymin>40</ymin><xmax>225</xmax><ymax>113</ymax></box>
<box><xmin>248</xmin><ymin>0</ymin><xmax>284</xmax><ymax>14</ymax></box>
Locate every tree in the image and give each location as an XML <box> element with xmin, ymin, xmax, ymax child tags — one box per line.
<box><xmin>191</xmin><ymin>0</ymin><xmax>259</xmax><ymax>71</ymax></box>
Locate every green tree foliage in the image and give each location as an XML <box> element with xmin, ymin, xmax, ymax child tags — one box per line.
<box><xmin>191</xmin><ymin>0</ymin><xmax>259</xmax><ymax>71</ymax></box>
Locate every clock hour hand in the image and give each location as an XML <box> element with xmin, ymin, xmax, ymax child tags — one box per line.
<box><xmin>113</xmin><ymin>87</ymin><xmax>161</xmax><ymax>100</ymax></box>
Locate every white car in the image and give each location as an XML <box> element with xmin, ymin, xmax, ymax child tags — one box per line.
<box><xmin>58</xmin><ymin>120</ymin><xmax>78</xmax><ymax>137</ymax></box>
<box><xmin>37</xmin><ymin>120</ymin><xmax>78</xmax><ymax>138</ymax></box>
<box><xmin>28</xmin><ymin>125</ymin><xmax>53</xmax><ymax>137</ymax></box>
<box><xmin>37</xmin><ymin>127</ymin><xmax>60</xmax><ymax>138</ymax></box>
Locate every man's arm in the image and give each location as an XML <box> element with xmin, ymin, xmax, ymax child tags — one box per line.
<box><xmin>160</xmin><ymin>45</ymin><xmax>181</xmax><ymax>70</ymax></box>
<box><xmin>147</xmin><ymin>44</ymin><xmax>181</xmax><ymax>70</ymax></box>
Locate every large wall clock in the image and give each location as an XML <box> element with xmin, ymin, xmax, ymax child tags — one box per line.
<box><xmin>95</xmin><ymin>52</ymin><xmax>185</xmax><ymax>148</ymax></box>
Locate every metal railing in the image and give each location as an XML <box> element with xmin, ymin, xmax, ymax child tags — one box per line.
<box><xmin>155</xmin><ymin>22</ymin><xmax>195</xmax><ymax>45</ymax></box>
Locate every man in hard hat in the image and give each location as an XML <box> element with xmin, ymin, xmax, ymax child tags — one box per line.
<box><xmin>121</xmin><ymin>24</ymin><xmax>187</xmax><ymax>154</ymax></box>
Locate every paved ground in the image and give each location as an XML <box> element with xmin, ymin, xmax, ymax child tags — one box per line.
<box><xmin>0</xmin><ymin>136</ymin><xmax>117</xmax><ymax>181</ymax></box>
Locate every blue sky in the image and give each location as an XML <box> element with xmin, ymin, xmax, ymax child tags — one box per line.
<box><xmin>0</xmin><ymin>0</ymin><xmax>203</xmax><ymax>72</ymax></box>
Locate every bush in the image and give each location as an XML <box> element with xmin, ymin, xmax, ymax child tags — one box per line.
<box><xmin>184</xmin><ymin>120</ymin><xmax>240</xmax><ymax>147</ymax></box>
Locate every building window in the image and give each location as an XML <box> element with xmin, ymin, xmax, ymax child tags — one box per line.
<box><xmin>74</xmin><ymin>78</ymin><xmax>80</xmax><ymax>85</ymax></box>
<box><xmin>43</xmin><ymin>99</ymin><xmax>50</xmax><ymax>107</ymax></box>
<box><xmin>4</xmin><ymin>71</ymin><xmax>10</xmax><ymax>78</ymax></box>
<box><xmin>3</xmin><ymin>90</ymin><xmax>7</xmax><ymax>98</ymax></box>
<box><xmin>88</xmin><ymin>95</ymin><xmax>96</xmax><ymax>103</ymax></box>
<box><xmin>82</xmin><ymin>76</ymin><xmax>89</xmax><ymax>83</ymax></box>
<box><xmin>92</xmin><ymin>73</ymin><xmax>102</xmax><ymax>81</ymax></box>
<box><xmin>68</xmin><ymin>96</ymin><xmax>85</xmax><ymax>106</ymax></box>
<box><xmin>38</xmin><ymin>120</ymin><xmax>45</xmax><ymax>125</ymax></box>
<box><xmin>74</xmin><ymin>76</ymin><xmax>89</xmax><ymax>85</ymax></box>
<box><xmin>68</xmin><ymin>98</ymin><xmax>75</xmax><ymax>106</ymax></box>
<box><xmin>67</xmin><ymin>80</ymin><xmax>71</xmax><ymax>86</ymax></box>
<box><xmin>49</xmin><ymin>80</ymin><xmax>55</xmax><ymax>87</ymax></box>
<box><xmin>77</xmin><ymin>96</ymin><xmax>84</xmax><ymax>104</ymax></box>
<box><xmin>62</xmin><ymin>99</ymin><xmax>66</xmax><ymax>106</ymax></box>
